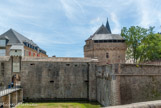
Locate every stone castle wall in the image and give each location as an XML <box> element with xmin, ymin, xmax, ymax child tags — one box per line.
<box><xmin>119</xmin><ymin>64</ymin><xmax>161</xmax><ymax>104</ymax></box>
<box><xmin>0</xmin><ymin>57</ymin><xmax>98</xmax><ymax>102</ymax></box>
<box><xmin>96</xmin><ymin>64</ymin><xmax>161</xmax><ymax>106</ymax></box>
<box><xmin>20</xmin><ymin>57</ymin><xmax>97</xmax><ymax>101</ymax></box>
<box><xmin>0</xmin><ymin>57</ymin><xmax>12</xmax><ymax>88</ymax></box>
<box><xmin>1</xmin><ymin>56</ymin><xmax>161</xmax><ymax>107</ymax></box>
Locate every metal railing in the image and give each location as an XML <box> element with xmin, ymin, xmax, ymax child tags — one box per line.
<box><xmin>0</xmin><ymin>85</ymin><xmax>21</xmax><ymax>97</ymax></box>
<box><xmin>0</xmin><ymin>86</ymin><xmax>7</xmax><ymax>92</ymax></box>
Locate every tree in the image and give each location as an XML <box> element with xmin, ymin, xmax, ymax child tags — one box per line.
<box><xmin>121</xmin><ymin>26</ymin><xmax>161</xmax><ymax>63</ymax></box>
<box><xmin>139</xmin><ymin>32</ymin><xmax>161</xmax><ymax>62</ymax></box>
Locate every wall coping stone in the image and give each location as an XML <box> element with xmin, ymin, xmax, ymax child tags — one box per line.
<box><xmin>103</xmin><ymin>100</ymin><xmax>161</xmax><ymax>108</ymax></box>
<box><xmin>0</xmin><ymin>56</ymin><xmax>10</xmax><ymax>61</ymax></box>
<box><xmin>21</xmin><ymin>57</ymin><xmax>98</xmax><ymax>63</ymax></box>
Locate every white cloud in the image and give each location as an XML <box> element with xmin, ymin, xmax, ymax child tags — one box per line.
<box><xmin>136</xmin><ymin>0</ymin><xmax>152</xmax><ymax>27</ymax></box>
<box><xmin>23</xmin><ymin>31</ymin><xmax>76</xmax><ymax>46</ymax></box>
<box><xmin>135</xmin><ymin>0</ymin><xmax>161</xmax><ymax>29</ymax></box>
<box><xmin>90</xmin><ymin>17</ymin><xmax>101</xmax><ymax>24</ymax></box>
<box><xmin>59</xmin><ymin>0</ymin><xmax>85</xmax><ymax>21</ymax></box>
<box><xmin>110</xmin><ymin>12</ymin><xmax>121</xmax><ymax>34</ymax></box>
<box><xmin>60</xmin><ymin>0</ymin><xmax>75</xmax><ymax>20</ymax></box>
<box><xmin>89</xmin><ymin>17</ymin><xmax>103</xmax><ymax>34</ymax></box>
<box><xmin>1</xmin><ymin>0</ymin><xmax>161</xmax><ymax>57</ymax></box>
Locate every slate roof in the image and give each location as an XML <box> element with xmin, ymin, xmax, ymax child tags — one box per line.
<box><xmin>92</xmin><ymin>34</ymin><xmax>124</xmax><ymax>40</ymax></box>
<box><xmin>10</xmin><ymin>45</ymin><xmax>24</xmax><ymax>50</ymax></box>
<box><xmin>94</xmin><ymin>24</ymin><xmax>111</xmax><ymax>35</ymax></box>
<box><xmin>106</xmin><ymin>18</ymin><xmax>111</xmax><ymax>34</ymax></box>
<box><xmin>0</xmin><ymin>29</ymin><xmax>46</xmax><ymax>53</ymax></box>
<box><xmin>86</xmin><ymin>18</ymin><xmax>124</xmax><ymax>41</ymax></box>
<box><xmin>0</xmin><ymin>29</ymin><xmax>37</xmax><ymax>46</ymax></box>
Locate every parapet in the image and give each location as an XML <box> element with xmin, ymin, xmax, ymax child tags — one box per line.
<box><xmin>0</xmin><ymin>56</ymin><xmax>10</xmax><ymax>61</ymax></box>
<box><xmin>21</xmin><ymin>57</ymin><xmax>98</xmax><ymax>63</ymax></box>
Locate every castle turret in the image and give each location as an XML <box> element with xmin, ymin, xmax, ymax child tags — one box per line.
<box><xmin>106</xmin><ymin>18</ymin><xmax>111</xmax><ymax>34</ymax></box>
<box><xmin>84</xmin><ymin>18</ymin><xmax>127</xmax><ymax>65</ymax></box>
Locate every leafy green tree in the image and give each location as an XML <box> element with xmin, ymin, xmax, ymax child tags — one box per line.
<box><xmin>139</xmin><ymin>32</ymin><xmax>161</xmax><ymax>62</ymax></box>
<box><xmin>121</xmin><ymin>26</ymin><xmax>161</xmax><ymax>63</ymax></box>
<box><xmin>121</xmin><ymin>26</ymin><xmax>148</xmax><ymax>63</ymax></box>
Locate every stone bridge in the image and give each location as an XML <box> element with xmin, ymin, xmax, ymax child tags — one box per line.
<box><xmin>0</xmin><ymin>88</ymin><xmax>23</xmax><ymax>108</ymax></box>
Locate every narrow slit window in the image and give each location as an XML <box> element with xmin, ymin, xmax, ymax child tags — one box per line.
<box><xmin>50</xmin><ymin>80</ymin><xmax>54</xmax><ymax>83</ymax></box>
<box><xmin>66</xmin><ymin>64</ymin><xmax>70</xmax><ymax>66</ymax></box>
<box><xmin>106</xmin><ymin>53</ymin><xmax>109</xmax><ymax>58</ymax></box>
<box><xmin>30</xmin><ymin>63</ymin><xmax>35</xmax><ymax>65</ymax></box>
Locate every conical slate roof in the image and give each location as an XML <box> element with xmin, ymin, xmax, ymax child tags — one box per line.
<box><xmin>106</xmin><ymin>18</ymin><xmax>111</xmax><ymax>34</ymax></box>
<box><xmin>86</xmin><ymin>18</ymin><xmax>124</xmax><ymax>41</ymax></box>
<box><xmin>94</xmin><ymin>24</ymin><xmax>111</xmax><ymax>35</ymax></box>
<box><xmin>93</xmin><ymin>18</ymin><xmax>111</xmax><ymax>35</ymax></box>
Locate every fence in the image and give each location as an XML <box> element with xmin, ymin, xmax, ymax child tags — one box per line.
<box><xmin>0</xmin><ymin>86</ymin><xmax>21</xmax><ymax>97</ymax></box>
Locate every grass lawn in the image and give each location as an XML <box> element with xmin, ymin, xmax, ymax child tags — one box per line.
<box><xmin>16</xmin><ymin>102</ymin><xmax>101</xmax><ymax>108</ymax></box>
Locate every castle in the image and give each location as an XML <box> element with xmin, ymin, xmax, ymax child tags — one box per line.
<box><xmin>0</xmin><ymin>29</ymin><xmax>47</xmax><ymax>57</ymax></box>
<box><xmin>1</xmin><ymin>19</ymin><xmax>161</xmax><ymax>108</ymax></box>
<box><xmin>84</xmin><ymin>19</ymin><xmax>126</xmax><ymax>65</ymax></box>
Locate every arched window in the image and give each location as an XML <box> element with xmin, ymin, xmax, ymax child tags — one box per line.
<box><xmin>12</xmin><ymin>74</ymin><xmax>21</xmax><ymax>87</ymax></box>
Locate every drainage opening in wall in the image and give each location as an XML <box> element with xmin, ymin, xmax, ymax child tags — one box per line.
<box><xmin>66</xmin><ymin>64</ymin><xmax>70</xmax><ymax>66</ymax></box>
<box><xmin>84</xmin><ymin>80</ymin><xmax>89</xmax><ymax>83</ymax></box>
<box><xmin>30</xmin><ymin>63</ymin><xmax>35</xmax><ymax>65</ymax></box>
<box><xmin>50</xmin><ymin>80</ymin><xmax>54</xmax><ymax>83</ymax></box>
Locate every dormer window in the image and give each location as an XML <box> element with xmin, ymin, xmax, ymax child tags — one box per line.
<box><xmin>0</xmin><ymin>39</ymin><xmax>6</xmax><ymax>47</ymax></box>
<box><xmin>23</xmin><ymin>42</ymin><xmax>27</xmax><ymax>46</ymax></box>
<box><xmin>0</xmin><ymin>49</ymin><xmax>6</xmax><ymax>56</ymax></box>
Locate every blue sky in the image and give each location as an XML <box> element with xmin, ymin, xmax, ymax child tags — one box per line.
<box><xmin>0</xmin><ymin>0</ymin><xmax>161</xmax><ymax>57</ymax></box>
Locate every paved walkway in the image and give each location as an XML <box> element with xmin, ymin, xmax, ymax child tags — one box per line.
<box><xmin>0</xmin><ymin>88</ymin><xmax>20</xmax><ymax>97</ymax></box>
<box><xmin>103</xmin><ymin>100</ymin><xmax>161</xmax><ymax>108</ymax></box>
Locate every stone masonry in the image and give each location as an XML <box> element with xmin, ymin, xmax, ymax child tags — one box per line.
<box><xmin>1</xmin><ymin>56</ymin><xmax>161</xmax><ymax>107</ymax></box>
<box><xmin>97</xmin><ymin>64</ymin><xmax>161</xmax><ymax>106</ymax></box>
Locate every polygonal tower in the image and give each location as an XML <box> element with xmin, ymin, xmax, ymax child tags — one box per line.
<box><xmin>84</xmin><ymin>18</ymin><xmax>127</xmax><ymax>65</ymax></box>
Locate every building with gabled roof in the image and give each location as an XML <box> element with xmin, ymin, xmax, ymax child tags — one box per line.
<box><xmin>0</xmin><ymin>29</ymin><xmax>47</xmax><ymax>57</ymax></box>
<box><xmin>84</xmin><ymin>18</ymin><xmax>126</xmax><ymax>65</ymax></box>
